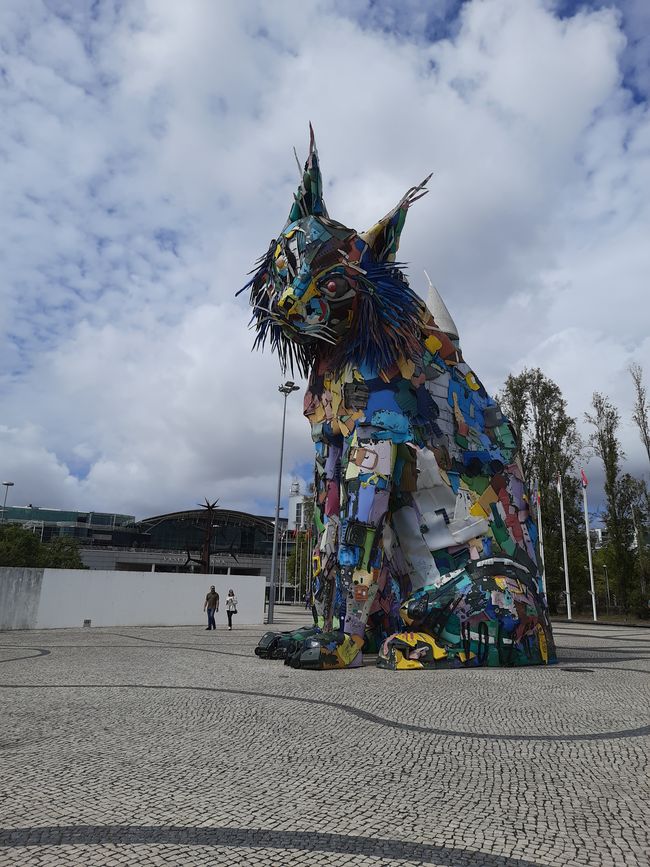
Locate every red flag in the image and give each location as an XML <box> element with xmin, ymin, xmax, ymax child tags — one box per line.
<box><xmin>580</xmin><ymin>468</ymin><xmax>588</xmax><ymax>488</ymax></box>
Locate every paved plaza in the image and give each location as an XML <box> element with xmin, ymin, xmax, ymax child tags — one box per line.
<box><xmin>0</xmin><ymin>613</ymin><xmax>648</xmax><ymax>867</ymax></box>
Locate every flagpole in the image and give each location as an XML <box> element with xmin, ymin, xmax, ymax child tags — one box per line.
<box><xmin>535</xmin><ymin>479</ymin><xmax>547</xmax><ymax>596</ymax></box>
<box><xmin>557</xmin><ymin>472</ymin><xmax>572</xmax><ymax>620</ymax></box>
<box><xmin>581</xmin><ymin>468</ymin><xmax>597</xmax><ymax>622</ymax></box>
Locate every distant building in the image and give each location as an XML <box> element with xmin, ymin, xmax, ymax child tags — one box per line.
<box><xmin>287</xmin><ymin>480</ymin><xmax>311</xmax><ymax>532</ymax></box>
<box><xmin>82</xmin><ymin>508</ymin><xmax>287</xmax><ymax>577</ymax></box>
<box><xmin>2</xmin><ymin>505</ymin><xmax>296</xmax><ymax>595</ymax></box>
<box><xmin>1</xmin><ymin>506</ymin><xmax>137</xmax><ymax>545</ymax></box>
<box><xmin>593</xmin><ymin>528</ymin><xmax>608</xmax><ymax>550</ymax></box>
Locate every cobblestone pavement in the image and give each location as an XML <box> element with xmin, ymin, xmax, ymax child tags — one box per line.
<box><xmin>0</xmin><ymin>613</ymin><xmax>648</xmax><ymax>867</ymax></box>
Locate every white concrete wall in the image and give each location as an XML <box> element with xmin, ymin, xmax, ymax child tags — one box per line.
<box><xmin>0</xmin><ymin>568</ymin><xmax>44</xmax><ymax>630</ymax></box>
<box><xmin>0</xmin><ymin>569</ymin><xmax>265</xmax><ymax>629</ymax></box>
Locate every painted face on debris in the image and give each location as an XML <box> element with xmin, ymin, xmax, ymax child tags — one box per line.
<box><xmin>239</xmin><ymin>125</ymin><xmax>431</xmax><ymax>375</ymax></box>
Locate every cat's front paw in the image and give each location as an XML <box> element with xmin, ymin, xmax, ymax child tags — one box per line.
<box><xmin>288</xmin><ymin>631</ymin><xmax>364</xmax><ymax>670</ymax></box>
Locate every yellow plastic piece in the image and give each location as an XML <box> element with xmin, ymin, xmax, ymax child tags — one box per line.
<box><xmin>397</xmin><ymin>357</ymin><xmax>416</xmax><ymax>379</ymax></box>
<box><xmin>425</xmin><ymin>334</ymin><xmax>443</xmax><ymax>354</ymax></box>
<box><xmin>477</xmin><ymin>485</ymin><xmax>499</xmax><ymax>513</ymax></box>
<box><xmin>469</xmin><ymin>501</ymin><xmax>489</xmax><ymax>519</ymax></box>
<box><xmin>465</xmin><ymin>371</ymin><xmax>481</xmax><ymax>390</ymax></box>
<box><xmin>536</xmin><ymin>623</ymin><xmax>548</xmax><ymax>663</ymax></box>
<box><xmin>308</xmin><ymin>404</ymin><xmax>326</xmax><ymax>424</ymax></box>
<box><xmin>452</xmin><ymin>392</ymin><xmax>466</xmax><ymax>428</ymax></box>
<box><xmin>392</xmin><ymin>631</ymin><xmax>448</xmax><ymax>661</ymax></box>
<box><xmin>336</xmin><ymin>634</ymin><xmax>364</xmax><ymax>666</ymax></box>
<box><xmin>394</xmin><ymin>650</ymin><xmax>424</xmax><ymax>670</ymax></box>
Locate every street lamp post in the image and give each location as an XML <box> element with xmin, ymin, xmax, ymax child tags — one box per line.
<box><xmin>1</xmin><ymin>482</ymin><xmax>15</xmax><ymax>523</ymax></box>
<box><xmin>268</xmin><ymin>381</ymin><xmax>299</xmax><ymax>624</ymax></box>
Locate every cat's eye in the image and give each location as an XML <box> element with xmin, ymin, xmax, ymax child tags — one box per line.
<box><xmin>319</xmin><ymin>275</ymin><xmax>348</xmax><ymax>296</ymax></box>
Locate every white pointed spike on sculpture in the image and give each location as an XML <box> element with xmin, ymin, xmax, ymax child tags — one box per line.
<box><xmin>424</xmin><ymin>271</ymin><xmax>459</xmax><ymax>339</ymax></box>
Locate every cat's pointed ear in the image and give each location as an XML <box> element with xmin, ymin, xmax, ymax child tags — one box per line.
<box><xmin>360</xmin><ymin>173</ymin><xmax>432</xmax><ymax>262</ymax></box>
<box><xmin>286</xmin><ymin>123</ymin><xmax>328</xmax><ymax>225</ymax></box>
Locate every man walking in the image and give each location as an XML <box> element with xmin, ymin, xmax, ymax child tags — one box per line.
<box><xmin>203</xmin><ymin>585</ymin><xmax>219</xmax><ymax>631</ymax></box>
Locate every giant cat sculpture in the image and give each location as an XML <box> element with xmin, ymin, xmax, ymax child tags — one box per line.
<box><xmin>241</xmin><ymin>128</ymin><xmax>556</xmax><ymax>670</ymax></box>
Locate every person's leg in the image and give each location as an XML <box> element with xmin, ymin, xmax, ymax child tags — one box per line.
<box><xmin>227</xmin><ymin>610</ymin><xmax>233</xmax><ymax>629</ymax></box>
<box><xmin>208</xmin><ymin>608</ymin><xmax>216</xmax><ymax>630</ymax></box>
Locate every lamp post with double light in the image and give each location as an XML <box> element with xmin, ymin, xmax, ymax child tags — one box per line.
<box><xmin>1</xmin><ymin>482</ymin><xmax>15</xmax><ymax>524</ymax></box>
<box><xmin>267</xmin><ymin>381</ymin><xmax>300</xmax><ymax>624</ymax></box>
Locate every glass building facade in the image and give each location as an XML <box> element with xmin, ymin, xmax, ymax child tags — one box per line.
<box><xmin>1</xmin><ymin>505</ymin><xmax>290</xmax><ymax>579</ymax></box>
<box><xmin>135</xmin><ymin>509</ymin><xmax>279</xmax><ymax>559</ymax></box>
<box><xmin>1</xmin><ymin>506</ymin><xmax>138</xmax><ymax>545</ymax></box>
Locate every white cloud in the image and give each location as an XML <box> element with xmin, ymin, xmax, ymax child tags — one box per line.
<box><xmin>0</xmin><ymin>0</ymin><xmax>648</xmax><ymax>518</ymax></box>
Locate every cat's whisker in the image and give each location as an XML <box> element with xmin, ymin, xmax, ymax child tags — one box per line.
<box><xmin>249</xmin><ymin>314</ymin><xmax>280</xmax><ymax>330</ymax></box>
<box><xmin>314</xmin><ymin>333</ymin><xmax>337</xmax><ymax>345</ymax></box>
<box><xmin>307</xmin><ymin>324</ymin><xmax>337</xmax><ymax>345</ymax></box>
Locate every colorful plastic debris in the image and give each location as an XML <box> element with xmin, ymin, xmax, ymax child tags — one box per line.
<box><xmin>379</xmin><ymin>557</ymin><xmax>553</xmax><ymax>668</ymax></box>
<box><xmin>287</xmin><ymin>630</ymin><xmax>365</xmax><ymax>670</ymax></box>
<box><xmin>254</xmin><ymin>625</ymin><xmax>321</xmax><ymax>660</ymax></box>
<box><xmin>241</xmin><ymin>127</ymin><xmax>556</xmax><ymax>670</ymax></box>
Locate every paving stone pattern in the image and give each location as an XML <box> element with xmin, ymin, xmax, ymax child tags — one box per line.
<box><xmin>0</xmin><ymin>613</ymin><xmax>649</xmax><ymax>866</ymax></box>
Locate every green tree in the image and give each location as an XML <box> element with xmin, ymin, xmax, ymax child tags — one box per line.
<box><xmin>585</xmin><ymin>393</ymin><xmax>637</xmax><ymax>611</ymax></box>
<box><xmin>630</xmin><ymin>363</ymin><xmax>650</xmax><ymax>466</ymax></box>
<box><xmin>0</xmin><ymin>524</ymin><xmax>43</xmax><ymax>567</ymax></box>
<box><xmin>286</xmin><ymin>529</ymin><xmax>312</xmax><ymax>601</ymax></box>
<box><xmin>499</xmin><ymin>368</ymin><xmax>586</xmax><ymax>613</ymax></box>
<box><xmin>41</xmin><ymin>536</ymin><xmax>86</xmax><ymax>569</ymax></box>
<box><xmin>619</xmin><ymin>473</ymin><xmax>650</xmax><ymax>615</ymax></box>
<box><xmin>0</xmin><ymin>525</ymin><xmax>87</xmax><ymax>569</ymax></box>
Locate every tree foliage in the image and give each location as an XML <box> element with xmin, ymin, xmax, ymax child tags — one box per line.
<box><xmin>499</xmin><ymin>368</ymin><xmax>586</xmax><ymax>613</ymax></box>
<box><xmin>0</xmin><ymin>524</ymin><xmax>42</xmax><ymax>567</ymax></box>
<box><xmin>0</xmin><ymin>525</ymin><xmax>86</xmax><ymax>569</ymax></box>
<box><xmin>630</xmin><ymin>362</ymin><xmax>650</xmax><ymax>466</ymax></box>
<box><xmin>585</xmin><ymin>392</ymin><xmax>637</xmax><ymax>611</ymax></box>
<box><xmin>285</xmin><ymin>529</ymin><xmax>312</xmax><ymax>601</ymax></box>
<box><xmin>43</xmin><ymin>536</ymin><xmax>87</xmax><ymax>569</ymax></box>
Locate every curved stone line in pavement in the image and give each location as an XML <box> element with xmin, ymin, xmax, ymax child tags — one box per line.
<box><xmin>599</xmin><ymin>665</ymin><xmax>650</xmax><ymax>675</ymax></box>
<box><xmin>0</xmin><ymin>824</ymin><xmax>548</xmax><ymax>866</ymax></box>
<box><xmin>560</xmin><ymin>644</ymin><xmax>650</xmax><ymax>653</ymax></box>
<box><xmin>551</xmin><ymin>631</ymin><xmax>650</xmax><ymax>643</ymax></box>
<box><xmin>104</xmin><ymin>631</ymin><xmax>252</xmax><ymax>659</ymax></box>
<box><xmin>553</xmin><ymin>655</ymin><xmax>650</xmax><ymax>664</ymax></box>
<box><xmin>1</xmin><ymin>682</ymin><xmax>649</xmax><ymax>743</ymax></box>
<box><xmin>0</xmin><ymin>636</ymin><xmax>251</xmax><ymax>661</ymax></box>
<box><xmin>0</xmin><ymin>648</ymin><xmax>50</xmax><ymax>665</ymax></box>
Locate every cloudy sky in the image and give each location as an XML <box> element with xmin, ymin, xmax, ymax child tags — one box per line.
<box><xmin>1</xmin><ymin>0</ymin><xmax>649</xmax><ymax>520</ymax></box>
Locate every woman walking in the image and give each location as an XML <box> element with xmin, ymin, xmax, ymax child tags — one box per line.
<box><xmin>226</xmin><ymin>588</ymin><xmax>238</xmax><ymax>630</ymax></box>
